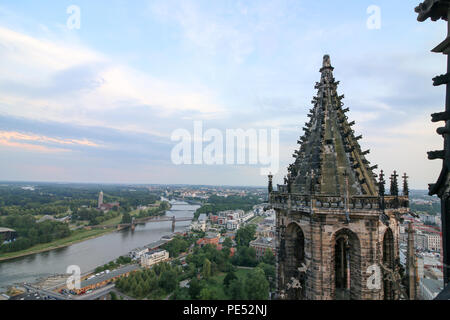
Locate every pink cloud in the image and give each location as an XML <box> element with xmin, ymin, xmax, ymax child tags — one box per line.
<box><xmin>0</xmin><ymin>131</ymin><xmax>99</xmax><ymax>152</ymax></box>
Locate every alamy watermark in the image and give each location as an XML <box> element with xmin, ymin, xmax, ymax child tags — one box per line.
<box><xmin>66</xmin><ymin>265</ymin><xmax>81</xmax><ymax>290</ymax></box>
<box><xmin>67</xmin><ymin>5</ymin><xmax>81</xmax><ymax>30</ymax></box>
<box><xmin>367</xmin><ymin>5</ymin><xmax>381</xmax><ymax>30</ymax></box>
<box><xmin>171</xmin><ymin>121</ymin><xmax>280</xmax><ymax>175</ymax></box>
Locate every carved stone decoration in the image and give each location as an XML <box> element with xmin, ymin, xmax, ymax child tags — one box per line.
<box><xmin>415</xmin><ymin>0</ymin><xmax>450</xmax><ymax>22</ymax></box>
<box><xmin>416</xmin><ymin>0</ymin><xmax>450</xmax><ymax>289</ymax></box>
<box><xmin>323</xmin><ymin>54</ymin><xmax>332</xmax><ymax>68</ymax></box>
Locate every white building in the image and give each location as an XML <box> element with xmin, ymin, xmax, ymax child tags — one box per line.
<box><xmin>141</xmin><ymin>249</ymin><xmax>169</xmax><ymax>268</ymax></box>
<box><xmin>191</xmin><ymin>220</ymin><xmax>206</xmax><ymax>232</ymax></box>
<box><xmin>240</xmin><ymin>212</ymin><xmax>254</xmax><ymax>223</ymax></box>
<box><xmin>426</xmin><ymin>233</ymin><xmax>441</xmax><ymax>252</ymax></box>
<box><xmin>226</xmin><ymin>220</ymin><xmax>239</xmax><ymax>230</ymax></box>
<box><xmin>131</xmin><ymin>248</ymin><xmax>149</xmax><ymax>260</ymax></box>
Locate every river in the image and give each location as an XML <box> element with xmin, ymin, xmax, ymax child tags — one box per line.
<box><xmin>0</xmin><ymin>201</ymin><xmax>199</xmax><ymax>292</ymax></box>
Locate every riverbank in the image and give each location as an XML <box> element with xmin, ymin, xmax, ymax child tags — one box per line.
<box><xmin>0</xmin><ymin>228</ymin><xmax>115</xmax><ymax>262</ymax></box>
<box><xmin>0</xmin><ymin>201</ymin><xmax>175</xmax><ymax>263</ymax></box>
<box><xmin>0</xmin><ymin>200</ymin><xmax>197</xmax><ymax>292</ymax></box>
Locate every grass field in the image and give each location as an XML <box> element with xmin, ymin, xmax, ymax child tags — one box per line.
<box><xmin>100</xmin><ymin>214</ymin><xmax>123</xmax><ymax>226</ymax></box>
<box><xmin>0</xmin><ymin>228</ymin><xmax>114</xmax><ymax>261</ymax></box>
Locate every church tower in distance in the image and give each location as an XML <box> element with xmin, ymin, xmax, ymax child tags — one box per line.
<box><xmin>269</xmin><ymin>55</ymin><xmax>410</xmax><ymax>300</ymax></box>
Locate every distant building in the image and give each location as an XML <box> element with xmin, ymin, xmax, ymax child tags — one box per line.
<box><xmin>141</xmin><ymin>249</ymin><xmax>170</xmax><ymax>268</ymax></box>
<box><xmin>427</xmin><ymin>233</ymin><xmax>442</xmax><ymax>252</ymax></box>
<box><xmin>226</xmin><ymin>220</ymin><xmax>239</xmax><ymax>231</ymax></box>
<box><xmin>98</xmin><ymin>191</ymin><xmax>104</xmax><ymax>209</ymax></box>
<box><xmin>415</xmin><ymin>232</ymin><xmax>428</xmax><ymax>251</ymax></box>
<box><xmin>99</xmin><ymin>202</ymin><xmax>120</xmax><ymax>212</ymax></box>
<box><xmin>239</xmin><ymin>212</ymin><xmax>255</xmax><ymax>223</ymax></box>
<box><xmin>75</xmin><ymin>264</ymin><xmax>139</xmax><ymax>295</ymax></box>
<box><xmin>131</xmin><ymin>248</ymin><xmax>149</xmax><ymax>261</ymax></box>
<box><xmin>210</xmin><ymin>215</ymin><xmax>219</xmax><ymax>224</ymax></box>
<box><xmin>420</xmin><ymin>278</ymin><xmax>444</xmax><ymax>300</ymax></box>
<box><xmin>250</xmin><ymin>237</ymin><xmax>275</xmax><ymax>260</ymax></box>
<box><xmin>196</xmin><ymin>232</ymin><xmax>220</xmax><ymax>247</ymax></box>
<box><xmin>190</xmin><ymin>220</ymin><xmax>206</xmax><ymax>232</ymax></box>
<box><xmin>0</xmin><ymin>228</ymin><xmax>17</xmax><ymax>243</ymax></box>
<box><xmin>256</xmin><ymin>225</ymin><xmax>275</xmax><ymax>238</ymax></box>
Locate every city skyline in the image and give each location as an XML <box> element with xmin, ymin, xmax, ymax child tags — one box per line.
<box><xmin>0</xmin><ymin>0</ymin><xmax>446</xmax><ymax>188</ymax></box>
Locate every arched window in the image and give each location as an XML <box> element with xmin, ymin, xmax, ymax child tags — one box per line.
<box><xmin>383</xmin><ymin>228</ymin><xmax>395</xmax><ymax>300</ymax></box>
<box><xmin>284</xmin><ymin>223</ymin><xmax>306</xmax><ymax>299</ymax></box>
<box><xmin>333</xmin><ymin>228</ymin><xmax>361</xmax><ymax>300</ymax></box>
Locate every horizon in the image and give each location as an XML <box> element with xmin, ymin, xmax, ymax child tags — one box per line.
<box><xmin>0</xmin><ymin>179</ymin><xmax>436</xmax><ymax>193</ymax></box>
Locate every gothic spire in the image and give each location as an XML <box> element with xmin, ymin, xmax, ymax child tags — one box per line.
<box><xmin>290</xmin><ymin>55</ymin><xmax>379</xmax><ymax>196</ymax></box>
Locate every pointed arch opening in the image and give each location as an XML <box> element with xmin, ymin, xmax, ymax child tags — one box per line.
<box><xmin>285</xmin><ymin>223</ymin><xmax>306</xmax><ymax>299</ymax></box>
<box><xmin>332</xmin><ymin>228</ymin><xmax>361</xmax><ymax>300</ymax></box>
<box><xmin>383</xmin><ymin>228</ymin><xmax>395</xmax><ymax>300</ymax></box>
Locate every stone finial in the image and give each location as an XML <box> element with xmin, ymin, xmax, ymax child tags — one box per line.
<box><xmin>268</xmin><ymin>173</ymin><xmax>273</xmax><ymax>194</ymax></box>
<box><xmin>390</xmin><ymin>171</ymin><xmax>399</xmax><ymax>196</ymax></box>
<box><xmin>378</xmin><ymin>170</ymin><xmax>386</xmax><ymax>196</ymax></box>
<box><xmin>323</xmin><ymin>54</ymin><xmax>331</xmax><ymax>68</ymax></box>
<box><xmin>403</xmin><ymin>173</ymin><xmax>410</xmax><ymax>197</ymax></box>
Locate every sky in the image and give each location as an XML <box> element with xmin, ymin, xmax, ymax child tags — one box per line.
<box><xmin>0</xmin><ymin>0</ymin><xmax>447</xmax><ymax>188</ymax></box>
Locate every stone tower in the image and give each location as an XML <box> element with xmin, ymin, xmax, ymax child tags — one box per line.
<box><xmin>98</xmin><ymin>191</ymin><xmax>104</xmax><ymax>209</ymax></box>
<box><xmin>269</xmin><ymin>55</ymin><xmax>410</xmax><ymax>300</ymax></box>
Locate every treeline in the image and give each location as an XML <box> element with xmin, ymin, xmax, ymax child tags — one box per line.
<box><xmin>162</xmin><ymin>232</ymin><xmax>201</xmax><ymax>258</ymax></box>
<box><xmin>0</xmin><ymin>215</ymin><xmax>71</xmax><ymax>253</ymax></box>
<box><xmin>71</xmin><ymin>207</ymin><xmax>121</xmax><ymax>225</ymax></box>
<box><xmin>194</xmin><ymin>195</ymin><xmax>262</xmax><ymax>220</ymax></box>
<box><xmin>411</xmin><ymin>202</ymin><xmax>441</xmax><ymax>215</ymax></box>
<box><xmin>136</xmin><ymin>201</ymin><xmax>171</xmax><ymax>219</ymax></box>
<box><xmin>0</xmin><ymin>184</ymin><xmax>161</xmax><ymax>217</ymax></box>
<box><xmin>95</xmin><ymin>256</ymin><xmax>132</xmax><ymax>273</ymax></box>
<box><xmin>0</xmin><ymin>204</ymin><xmax>71</xmax><ymax>217</ymax></box>
<box><xmin>115</xmin><ymin>262</ymin><xmax>181</xmax><ymax>299</ymax></box>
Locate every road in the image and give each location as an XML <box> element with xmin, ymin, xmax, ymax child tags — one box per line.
<box><xmin>23</xmin><ymin>284</ymin><xmax>69</xmax><ymax>300</ymax></box>
<box><xmin>74</xmin><ymin>284</ymin><xmax>116</xmax><ymax>300</ymax></box>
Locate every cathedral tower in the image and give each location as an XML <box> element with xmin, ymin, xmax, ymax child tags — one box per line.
<box><xmin>269</xmin><ymin>55</ymin><xmax>410</xmax><ymax>300</ymax></box>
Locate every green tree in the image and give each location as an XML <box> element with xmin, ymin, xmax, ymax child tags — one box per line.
<box><xmin>199</xmin><ymin>287</ymin><xmax>219</xmax><ymax>300</ymax></box>
<box><xmin>235</xmin><ymin>224</ymin><xmax>256</xmax><ymax>247</ymax></box>
<box><xmin>159</xmin><ymin>269</ymin><xmax>178</xmax><ymax>293</ymax></box>
<box><xmin>262</xmin><ymin>249</ymin><xmax>275</xmax><ymax>265</ymax></box>
<box><xmin>257</xmin><ymin>262</ymin><xmax>276</xmax><ymax>290</ymax></box>
<box><xmin>245</xmin><ymin>268</ymin><xmax>269</xmax><ymax>300</ymax></box>
<box><xmin>223</xmin><ymin>237</ymin><xmax>233</xmax><ymax>249</ymax></box>
<box><xmin>202</xmin><ymin>258</ymin><xmax>212</xmax><ymax>280</ymax></box>
<box><xmin>227</xmin><ymin>279</ymin><xmax>247</xmax><ymax>300</ymax></box>
<box><xmin>223</xmin><ymin>271</ymin><xmax>237</xmax><ymax>288</ymax></box>
<box><xmin>188</xmin><ymin>278</ymin><xmax>204</xmax><ymax>300</ymax></box>
<box><xmin>121</xmin><ymin>212</ymin><xmax>132</xmax><ymax>224</ymax></box>
<box><xmin>172</xmin><ymin>288</ymin><xmax>190</xmax><ymax>300</ymax></box>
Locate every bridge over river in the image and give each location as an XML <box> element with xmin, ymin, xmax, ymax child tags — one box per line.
<box><xmin>94</xmin><ymin>215</ymin><xmax>193</xmax><ymax>232</ymax></box>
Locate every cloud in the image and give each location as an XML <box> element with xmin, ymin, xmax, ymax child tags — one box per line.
<box><xmin>0</xmin><ymin>26</ymin><xmax>225</xmax><ymax>138</ymax></box>
<box><xmin>0</xmin><ymin>130</ymin><xmax>100</xmax><ymax>153</ymax></box>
